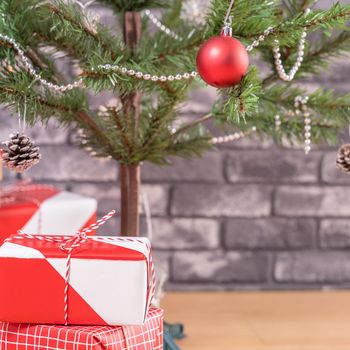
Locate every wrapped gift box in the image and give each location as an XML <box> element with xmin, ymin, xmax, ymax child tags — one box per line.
<box><xmin>0</xmin><ymin>234</ymin><xmax>154</xmax><ymax>326</ymax></box>
<box><xmin>0</xmin><ymin>308</ymin><xmax>163</xmax><ymax>350</ymax></box>
<box><xmin>0</xmin><ymin>183</ymin><xmax>97</xmax><ymax>243</ymax></box>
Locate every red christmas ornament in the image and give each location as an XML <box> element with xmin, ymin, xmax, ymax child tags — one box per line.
<box><xmin>196</xmin><ymin>35</ymin><xmax>249</xmax><ymax>88</ymax></box>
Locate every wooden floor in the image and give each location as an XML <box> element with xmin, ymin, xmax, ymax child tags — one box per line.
<box><xmin>162</xmin><ymin>291</ymin><xmax>350</xmax><ymax>350</ymax></box>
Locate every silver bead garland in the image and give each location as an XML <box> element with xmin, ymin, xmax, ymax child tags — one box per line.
<box><xmin>0</xmin><ymin>34</ymin><xmax>83</xmax><ymax>92</ymax></box>
<box><xmin>272</xmin><ymin>32</ymin><xmax>306</xmax><ymax>82</ymax></box>
<box><xmin>94</xmin><ymin>63</ymin><xmax>197</xmax><ymax>82</ymax></box>
<box><xmin>211</xmin><ymin>126</ymin><xmax>256</xmax><ymax>145</ymax></box>
<box><xmin>144</xmin><ymin>8</ymin><xmax>275</xmax><ymax>53</ymax></box>
<box><xmin>0</xmin><ymin>33</ymin><xmax>198</xmax><ymax>88</ymax></box>
<box><xmin>246</xmin><ymin>27</ymin><xmax>274</xmax><ymax>52</ymax></box>
<box><xmin>144</xmin><ymin>10</ymin><xmax>181</xmax><ymax>41</ymax></box>
<box><xmin>275</xmin><ymin>114</ymin><xmax>281</xmax><ymax>130</ymax></box>
<box><xmin>295</xmin><ymin>95</ymin><xmax>311</xmax><ymax>154</ymax></box>
<box><xmin>272</xmin><ymin>8</ymin><xmax>310</xmax><ymax>82</ymax></box>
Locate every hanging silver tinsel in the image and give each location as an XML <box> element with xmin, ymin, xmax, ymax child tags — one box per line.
<box><xmin>1</xmin><ymin>132</ymin><xmax>41</xmax><ymax>173</ymax></box>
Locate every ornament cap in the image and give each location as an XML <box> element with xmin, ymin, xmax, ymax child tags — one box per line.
<box><xmin>222</xmin><ymin>15</ymin><xmax>233</xmax><ymax>37</ymax></box>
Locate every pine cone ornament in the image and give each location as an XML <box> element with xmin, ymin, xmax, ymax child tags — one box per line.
<box><xmin>336</xmin><ymin>144</ymin><xmax>350</xmax><ymax>173</ymax></box>
<box><xmin>1</xmin><ymin>133</ymin><xmax>41</xmax><ymax>173</ymax></box>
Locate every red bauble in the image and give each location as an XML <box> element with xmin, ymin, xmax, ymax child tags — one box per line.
<box><xmin>196</xmin><ymin>35</ymin><xmax>249</xmax><ymax>88</ymax></box>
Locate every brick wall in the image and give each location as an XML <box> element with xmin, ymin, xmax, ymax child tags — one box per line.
<box><xmin>1</xmin><ymin>0</ymin><xmax>350</xmax><ymax>290</ymax></box>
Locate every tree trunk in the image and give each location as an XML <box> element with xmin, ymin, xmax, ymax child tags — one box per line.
<box><xmin>120</xmin><ymin>12</ymin><xmax>142</xmax><ymax>237</ymax></box>
<box><xmin>126</xmin><ymin>164</ymin><xmax>140</xmax><ymax>236</ymax></box>
<box><xmin>120</xmin><ymin>164</ymin><xmax>129</xmax><ymax>235</ymax></box>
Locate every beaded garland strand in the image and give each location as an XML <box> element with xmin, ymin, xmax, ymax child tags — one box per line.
<box><xmin>274</xmin><ymin>97</ymin><xmax>312</xmax><ymax>154</ymax></box>
<box><xmin>0</xmin><ymin>22</ymin><xmax>276</xmax><ymax>93</ymax></box>
<box><xmin>295</xmin><ymin>95</ymin><xmax>312</xmax><ymax>155</ymax></box>
<box><xmin>145</xmin><ymin>6</ymin><xmax>309</xmax><ymax>82</ymax></box>
<box><xmin>272</xmin><ymin>9</ymin><xmax>310</xmax><ymax>82</ymax></box>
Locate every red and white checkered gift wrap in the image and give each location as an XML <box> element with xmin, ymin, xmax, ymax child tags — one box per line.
<box><xmin>0</xmin><ymin>183</ymin><xmax>97</xmax><ymax>244</ymax></box>
<box><xmin>0</xmin><ymin>308</ymin><xmax>163</xmax><ymax>350</ymax></box>
<box><xmin>0</xmin><ymin>234</ymin><xmax>155</xmax><ymax>326</ymax></box>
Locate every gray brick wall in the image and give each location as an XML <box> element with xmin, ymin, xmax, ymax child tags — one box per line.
<box><xmin>1</xmin><ymin>0</ymin><xmax>350</xmax><ymax>291</ymax></box>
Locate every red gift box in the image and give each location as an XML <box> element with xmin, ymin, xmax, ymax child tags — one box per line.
<box><xmin>0</xmin><ymin>182</ymin><xmax>97</xmax><ymax>244</ymax></box>
<box><xmin>0</xmin><ymin>224</ymin><xmax>155</xmax><ymax>326</ymax></box>
<box><xmin>0</xmin><ymin>308</ymin><xmax>163</xmax><ymax>350</ymax></box>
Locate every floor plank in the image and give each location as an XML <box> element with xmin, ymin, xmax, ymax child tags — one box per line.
<box><xmin>162</xmin><ymin>291</ymin><xmax>350</xmax><ymax>350</ymax></box>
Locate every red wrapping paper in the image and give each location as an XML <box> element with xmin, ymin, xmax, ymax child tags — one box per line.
<box><xmin>0</xmin><ymin>308</ymin><xmax>163</xmax><ymax>350</ymax></box>
<box><xmin>0</xmin><ymin>234</ymin><xmax>154</xmax><ymax>326</ymax></box>
<box><xmin>0</xmin><ymin>183</ymin><xmax>97</xmax><ymax>243</ymax></box>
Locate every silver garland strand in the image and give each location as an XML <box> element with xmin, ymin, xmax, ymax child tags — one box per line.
<box><xmin>211</xmin><ymin>127</ymin><xmax>256</xmax><ymax>145</ymax></box>
<box><xmin>246</xmin><ymin>27</ymin><xmax>274</xmax><ymax>52</ymax></box>
<box><xmin>0</xmin><ymin>33</ymin><xmax>198</xmax><ymax>86</ymax></box>
<box><xmin>94</xmin><ymin>64</ymin><xmax>198</xmax><ymax>82</ymax></box>
<box><xmin>144</xmin><ymin>5</ymin><xmax>275</xmax><ymax>53</ymax></box>
<box><xmin>144</xmin><ymin>10</ymin><xmax>181</xmax><ymax>41</ymax></box>
<box><xmin>272</xmin><ymin>8</ymin><xmax>310</xmax><ymax>82</ymax></box>
<box><xmin>274</xmin><ymin>114</ymin><xmax>281</xmax><ymax>131</ymax></box>
<box><xmin>295</xmin><ymin>95</ymin><xmax>311</xmax><ymax>154</ymax></box>
<box><xmin>0</xmin><ymin>34</ymin><xmax>83</xmax><ymax>92</ymax></box>
<box><xmin>274</xmin><ymin>98</ymin><xmax>312</xmax><ymax>153</ymax></box>
<box><xmin>272</xmin><ymin>32</ymin><xmax>306</xmax><ymax>81</ymax></box>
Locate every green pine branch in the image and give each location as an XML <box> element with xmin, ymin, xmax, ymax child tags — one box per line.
<box><xmin>1</xmin><ymin>0</ymin><xmax>350</xmax><ymax>165</ymax></box>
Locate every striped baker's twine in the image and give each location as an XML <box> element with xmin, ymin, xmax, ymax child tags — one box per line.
<box><xmin>6</xmin><ymin>209</ymin><xmax>156</xmax><ymax>325</ymax></box>
<box><xmin>85</xmin><ymin>235</ymin><xmax>156</xmax><ymax>308</ymax></box>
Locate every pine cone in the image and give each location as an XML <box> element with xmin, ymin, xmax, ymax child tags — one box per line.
<box><xmin>1</xmin><ymin>133</ymin><xmax>41</xmax><ymax>173</ymax></box>
<box><xmin>336</xmin><ymin>144</ymin><xmax>350</xmax><ymax>173</ymax></box>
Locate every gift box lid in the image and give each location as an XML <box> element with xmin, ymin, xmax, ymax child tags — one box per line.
<box><xmin>0</xmin><ymin>236</ymin><xmax>150</xmax><ymax>261</ymax></box>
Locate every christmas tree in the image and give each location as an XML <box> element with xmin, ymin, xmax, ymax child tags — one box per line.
<box><xmin>1</xmin><ymin>0</ymin><xmax>350</xmax><ymax>236</ymax></box>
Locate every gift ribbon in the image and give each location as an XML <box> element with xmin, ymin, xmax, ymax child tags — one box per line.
<box><xmin>6</xmin><ymin>209</ymin><xmax>156</xmax><ymax>326</ymax></box>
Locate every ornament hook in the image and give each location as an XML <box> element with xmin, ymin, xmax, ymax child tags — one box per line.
<box><xmin>222</xmin><ymin>17</ymin><xmax>233</xmax><ymax>37</ymax></box>
<box><xmin>222</xmin><ymin>0</ymin><xmax>234</xmax><ymax>36</ymax></box>
<box><xmin>18</xmin><ymin>97</ymin><xmax>27</xmax><ymax>134</ymax></box>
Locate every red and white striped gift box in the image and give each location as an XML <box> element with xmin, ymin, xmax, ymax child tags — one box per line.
<box><xmin>0</xmin><ymin>233</ymin><xmax>155</xmax><ymax>326</ymax></box>
<box><xmin>0</xmin><ymin>308</ymin><xmax>163</xmax><ymax>350</ymax></box>
<box><xmin>0</xmin><ymin>183</ymin><xmax>97</xmax><ymax>244</ymax></box>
